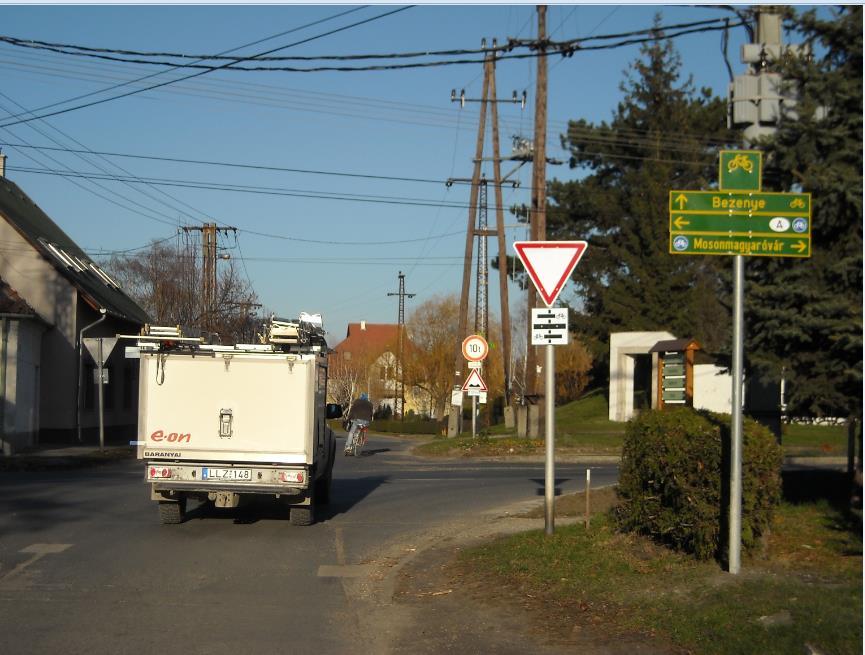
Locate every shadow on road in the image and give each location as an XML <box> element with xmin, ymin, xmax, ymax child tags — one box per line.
<box><xmin>358</xmin><ymin>448</ymin><xmax>391</xmax><ymax>457</ymax></box>
<box><xmin>180</xmin><ymin>475</ymin><xmax>391</xmax><ymax>525</ymax></box>
<box><xmin>529</xmin><ymin>478</ymin><xmax>570</xmax><ymax>496</ymax></box>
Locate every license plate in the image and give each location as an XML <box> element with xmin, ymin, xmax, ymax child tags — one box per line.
<box><xmin>202</xmin><ymin>467</ymin><xmax>252</xmax><ymax>481</ymax></box>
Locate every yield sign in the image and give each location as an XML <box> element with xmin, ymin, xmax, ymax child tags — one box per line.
<box><xmin>461</xmin><ymin>368</ymin><xmax>488</xmax><ymax>393</ymax></box>
<box><xmin>513</xmin><ymin>241</ymin><xmax>588</xmax><ymax>306</ymax></box>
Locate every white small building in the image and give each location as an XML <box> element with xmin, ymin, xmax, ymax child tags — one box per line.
<box><xmin>608</xmin><ymin>331</ymin><xmax>733</xmax><ymax>422</ymax></box>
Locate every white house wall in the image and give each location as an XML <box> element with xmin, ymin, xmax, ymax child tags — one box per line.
<box><xmin>0</xmin><ymin>220</ymin><xmax>78</xmax><ymax>429</ymax></box>
<box><xmin>693</xmin><ymin>364</ymin><xmax>733</xmax><ymax>414</ymax></box>
<box><xmin>609</xmin><ymin>331</ymin><xmax>675</xmax><ymax>422</ymax></box>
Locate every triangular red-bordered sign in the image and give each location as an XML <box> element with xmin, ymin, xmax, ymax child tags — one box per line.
<box><xmin>513</xmin><ymin>240</ymin><xmax>588</xmax><ymax>306</ymax></box>
<box><xmin>461</xmin><ymin>368</ymin><xmax>488</xmax><ymax>392</ymax></box>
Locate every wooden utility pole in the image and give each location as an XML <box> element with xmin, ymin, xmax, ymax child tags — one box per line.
<box><xmin>448</xmin><ymin>51</ymin><xmax>491</xmax><ymax>437</ymax></box>
<box><xmin>488</xmin><ymin>49</ymin><xmax>513</xmax><ymax>404</ymax></box>
<box><xmin>525</xmin><ymin>5</ymin><xmax>548</xmax><ymax>400</ymax></box>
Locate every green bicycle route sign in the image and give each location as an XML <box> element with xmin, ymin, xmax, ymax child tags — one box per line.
<box><xmin>669</xmin><ymin>151</ymin><xmax>812</xmax><ymax>258</ymax></box>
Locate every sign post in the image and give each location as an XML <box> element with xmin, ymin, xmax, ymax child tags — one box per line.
<box><xmin>461</xmin><ymin>335</ymin><xmax>488</xmax><ymax>439</ymax></box>
<box><xmin>669</xmin><ymin>150</ymin><xmax>812</xmax><ymax>574</ymax></box>
<box><xmin>83</xmin><ymin>337</ymin><xmax>117</xmax><ymax>453</ymax></box>
<box><xmin>514</xmin><ymin>241</ymin><xmax>588</xmax><ymax>535</ymax></box>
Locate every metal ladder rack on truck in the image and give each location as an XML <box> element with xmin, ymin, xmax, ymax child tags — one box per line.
<box><xmin>122</xmin><ymin>315</ymin><xmax>342</xmax><ymax>525</ymax></box>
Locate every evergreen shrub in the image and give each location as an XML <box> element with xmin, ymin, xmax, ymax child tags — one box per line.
<box><xmin>614</xmin><ymin>408</ymin><xmax>782</xmax><ymax>560</ymax></box>
<box><xmin>371</xmin><ymin>419</ymin><xmax>444</xmax><ymax>435</ymax></box>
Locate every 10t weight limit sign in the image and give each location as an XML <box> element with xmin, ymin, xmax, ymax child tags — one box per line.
<box><xmin>462</xmin><ymin>334</ymin><xmax>488</xmax><ymax>362</ymax></box>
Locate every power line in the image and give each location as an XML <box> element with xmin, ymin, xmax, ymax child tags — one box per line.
<box><xmin>0</xmin><ymin>16</ymin><xmax>743</xmax><ymax>69</ymax></box>
<box><xmin>0</xmin><ymin>6</ymin><xmax>412</xmax><ymax>129</ymax></box>
<box><xmin>0</xmin><ymin>48</ymin><xmax>737</xmax><ymax>147</ymax></box>
<box><xmin>0</xmin><ymin>6</ymin><xmax>371</xmax><ymax>126</ymax></box>
<box><xmin>0</xmin><ymin>90</ymin><xmax>212</xmax><ymax>226</ymax></box>
<box><xmin>0</xmin><ymin>19</ymin><xmax>746</xmax><ymax>75</ymax></box>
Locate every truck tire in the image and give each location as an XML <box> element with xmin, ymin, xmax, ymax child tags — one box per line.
<box><xmin>315</xmin><ymin>440</ymin><xmax>336</xmax><ymax>505</ymax></box>
<box><xmin>290</xmin><ymin>487</ymin><xmax>315</xmax><ymax>526</ymax></box>
<box><xmin>315</xmin><ymin>468</ymin><xmax>332</xmax><ymax>505</ymax></box>
<box><xmin>158</xmin><ymin>498</ymin><xmax>186</xmax><ymax>525</ymax></box>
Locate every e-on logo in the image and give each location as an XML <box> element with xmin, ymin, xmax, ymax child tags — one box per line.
<box><xmin>792</xmin><ymin>217</ymin><xmax>808</xmax><ymax>233</ymax></box>
<box><xmin>672</xmin><ymin>235</ymin><xmax>690</xmax><ymax>251</ymax></box>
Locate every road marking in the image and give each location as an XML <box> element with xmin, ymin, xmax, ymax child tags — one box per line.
<box><xmin>334</xmin><ymin>527</ymin><xmax>346</xmax><ymax>565</ymax></box>
<box><xmin>1</xmin><ymin>544</ymin><xmax>72</xmax><ymax>582</ymax></box>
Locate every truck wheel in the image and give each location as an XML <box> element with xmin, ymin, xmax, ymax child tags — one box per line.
<box><xmin>290</xmin><ymin>487</ymin><xmax>315</xmax><ymax>526</ymax></box>
<box><xmin>159</xmin><ymin>498</ymin><xmax>186</xmax><ymax>525</ymax></box>
<box><xmin>315</xmin><ymin>440</ymin><xmax>336</xmax><ymax>505</ymax></box>
<box><xmin>289</xmin><ymin>503</ymin><xmax>314</xmax><ymax>526</ymax></box>
<box><xmin>315</xmin><ymin>469</ymin><xmax>332</xmax><ymax>505</ymax></box>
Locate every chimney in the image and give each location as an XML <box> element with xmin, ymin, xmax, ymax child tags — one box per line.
<box><xmin>360</xmin><ymin>320</ymin><xmax>366</xmax><ymax>331</ymax></box>
<box><xmin>0</xmin><ymin>151</ymin><xmax>6</xmax><ymax>178</ymax></box>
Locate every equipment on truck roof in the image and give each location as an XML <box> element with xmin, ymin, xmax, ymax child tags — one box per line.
<box><xmin>119</xmin><ymin>312</ymin><xmax>328</xmax><ymax>353</ymax></box>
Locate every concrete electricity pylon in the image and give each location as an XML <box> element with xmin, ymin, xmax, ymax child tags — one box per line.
<box><xmin>387</xmin><ymin>271</ymin><xmax>415</xmax><ymax>419</ymax></box>
<box><xmin>447</xmin><ymin>39</ymin><xmax>524</xmax><ymax>437</ymax></box>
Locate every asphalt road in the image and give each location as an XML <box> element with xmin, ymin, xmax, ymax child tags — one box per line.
<box><xmin>0</xmin><ymin>434</ymin><xmax>618</xmax><ymax>654</ymax></box>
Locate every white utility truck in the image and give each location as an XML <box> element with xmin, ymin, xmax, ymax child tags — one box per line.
<box><xmin>126</xmin><ymin>315</ymin><xmax>341</xmax><ymax>525</ymax></box>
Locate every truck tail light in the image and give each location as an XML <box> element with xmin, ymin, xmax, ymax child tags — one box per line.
<box><xmin>149</xmin><ymin>467</ymin><xmax>172</xmax><ymax>479</ymax></box>
<box><xmin>278</xmin><ymin>471</ymin><xmax>304</xmax><ymax>483</ymax></box>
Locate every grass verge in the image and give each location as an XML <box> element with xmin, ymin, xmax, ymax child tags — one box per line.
<box><xmin>460</xmin><ymin>474</ymin><xmax>862</xmax><ymax>654</ymax></box>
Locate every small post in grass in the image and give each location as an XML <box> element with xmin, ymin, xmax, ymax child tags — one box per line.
<box><xmin>585</xmin><ymin>468</ymin><xmax>591</xmax><ymax>528</ymax></box>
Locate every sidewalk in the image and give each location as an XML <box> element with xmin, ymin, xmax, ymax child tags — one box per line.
<box><xmin>0</xmin><ymin>443</ymin><xmax>135</xmax><ymax>471</ymax></box>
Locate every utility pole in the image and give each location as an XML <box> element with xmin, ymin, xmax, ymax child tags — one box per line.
<box><xmin>476</xmin><ymin>176</ymin><xmax>489</xmax><ymax>336</ymax></box>
<box><xmin>387</xmin><ymin>271</ymin><xmax>415</xmax><ymax>420</ymax></box>
<box><xmin>524</xmin><ymin>5</ymin><xmax>548</xmax><ymax>419</ymax></box>
<box><xmin>447</xmin><ymin>40</ymin><xmax>524</xmax><ymax>437</ymax></box>
<box><xmin>183</xmin><ymin>223</ymin><xmax>236</xmax><ymax>332</ymax></box>
<box><xmin>488</xmin><ymin>51</ymin><xmax>515</xmax><ymax>405</ymax></box>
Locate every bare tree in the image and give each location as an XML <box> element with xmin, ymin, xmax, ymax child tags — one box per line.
<box><xmin>103</xmin><ymin>237</ymin><xmax>259</xmax><ymax>343</ymax></box>
<box><xmin>555</xmin><ymin>337</ymin><xmax>593</xmax><ymax>403</ymax></box>
<box><xmin>403</xmin><ymin>295</ymin><xmax>459</xmax><ymax>418</ymax></box>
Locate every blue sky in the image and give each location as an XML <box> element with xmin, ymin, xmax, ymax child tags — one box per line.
<box><xmin>0</xmin><ymin>3</ymin><xmax>818</xmax><ymax>343</ymax></box>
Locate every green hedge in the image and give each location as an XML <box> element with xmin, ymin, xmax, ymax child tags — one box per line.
<box><xmin>614</xmin><ymin>408</ymin><xmax>782</xmax><ymax>560</ymax></box>
<box><xmin>370</xmin><ymin>419</ymin><xmax>445</xmax><ymax>435</ymax></box>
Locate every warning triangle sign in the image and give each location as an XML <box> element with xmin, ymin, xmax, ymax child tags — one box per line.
<box><xmin>513</xmin><ymin>241</ymin><xmax>588</xmax><ymax>307</ymax></box>
<box><xmin>461</xmin><ymin>368</ymin><xmax>488</xmax><ymax>392</ymax></box>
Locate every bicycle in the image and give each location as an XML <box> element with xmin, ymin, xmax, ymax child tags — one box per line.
<box><xmin>344</xmin><ymin>423</ymin><xmax>368</xmax><ymax>457</ymax></box>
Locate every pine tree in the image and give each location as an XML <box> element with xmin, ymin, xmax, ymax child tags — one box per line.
<box><xmin>547</xmin><ymin>29</ymin><xmax>738</xmax><ymax>365</ymax></box>
<box><xmin>747</xmin><ymin>6</ymin><xmax>862</xmax><ymax>419</ymax></box>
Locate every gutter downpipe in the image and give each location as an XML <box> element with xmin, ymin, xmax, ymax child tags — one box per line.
<box><xmin>77</xmin><ymin>308</ymin><xmax>107</xmax><ymax>443</ymax></box>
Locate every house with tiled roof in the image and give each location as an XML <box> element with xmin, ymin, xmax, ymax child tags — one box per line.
<box><xmin>0</xmin><ymin>156</ymin><xmax>149</xmax><ymax>453</ymax></box>
<box><xmin>329</xmin><ymin>320</ymin><xmax>423</xmax><ymax>418</ymax></box>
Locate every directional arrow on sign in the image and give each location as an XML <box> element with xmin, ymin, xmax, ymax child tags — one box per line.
<box><xmin>513</xmin><ymin>241</ymin><xmax>588</xmax><ymax>307</ymax></box>
<box><xmin>673</xmin><ymin>216</ymin><xmax>690</xmax><ymax>230</ymax></box>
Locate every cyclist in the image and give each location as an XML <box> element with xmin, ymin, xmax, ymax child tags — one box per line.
<box><xmin>344</xmin><ymin>393</ymin><xmax>373</xmax><ymax>456</ymax></box>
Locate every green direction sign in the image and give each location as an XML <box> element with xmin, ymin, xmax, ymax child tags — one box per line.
<box><xmin>670</xmin><ymin>190</ymin><xmax>811</xmax><ymax>217</ymax></box>
<box><xmin>669</xmin><ymin>189</ymin><xmax>812</xmax><ymax>258</ymax></box>
<box><xmin>670</xmin><ymin>212</ymin><xmax>811</xmax><ymax>234</ymax></box>
<box><xmin>670</xmin><ymin>233</ymin><xmax>810</xmax><ymax>257</ymax></box>
<box><xmin>719</xmin><ymin>150</ymin><xmax>762</xmax><ymax>191</ymax></box>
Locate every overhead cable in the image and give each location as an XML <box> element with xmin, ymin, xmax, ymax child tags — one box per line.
<box><xmin>0</xmin><ymin>6</ymin><xmax>412</xmax><ymax>129</ymax></box>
